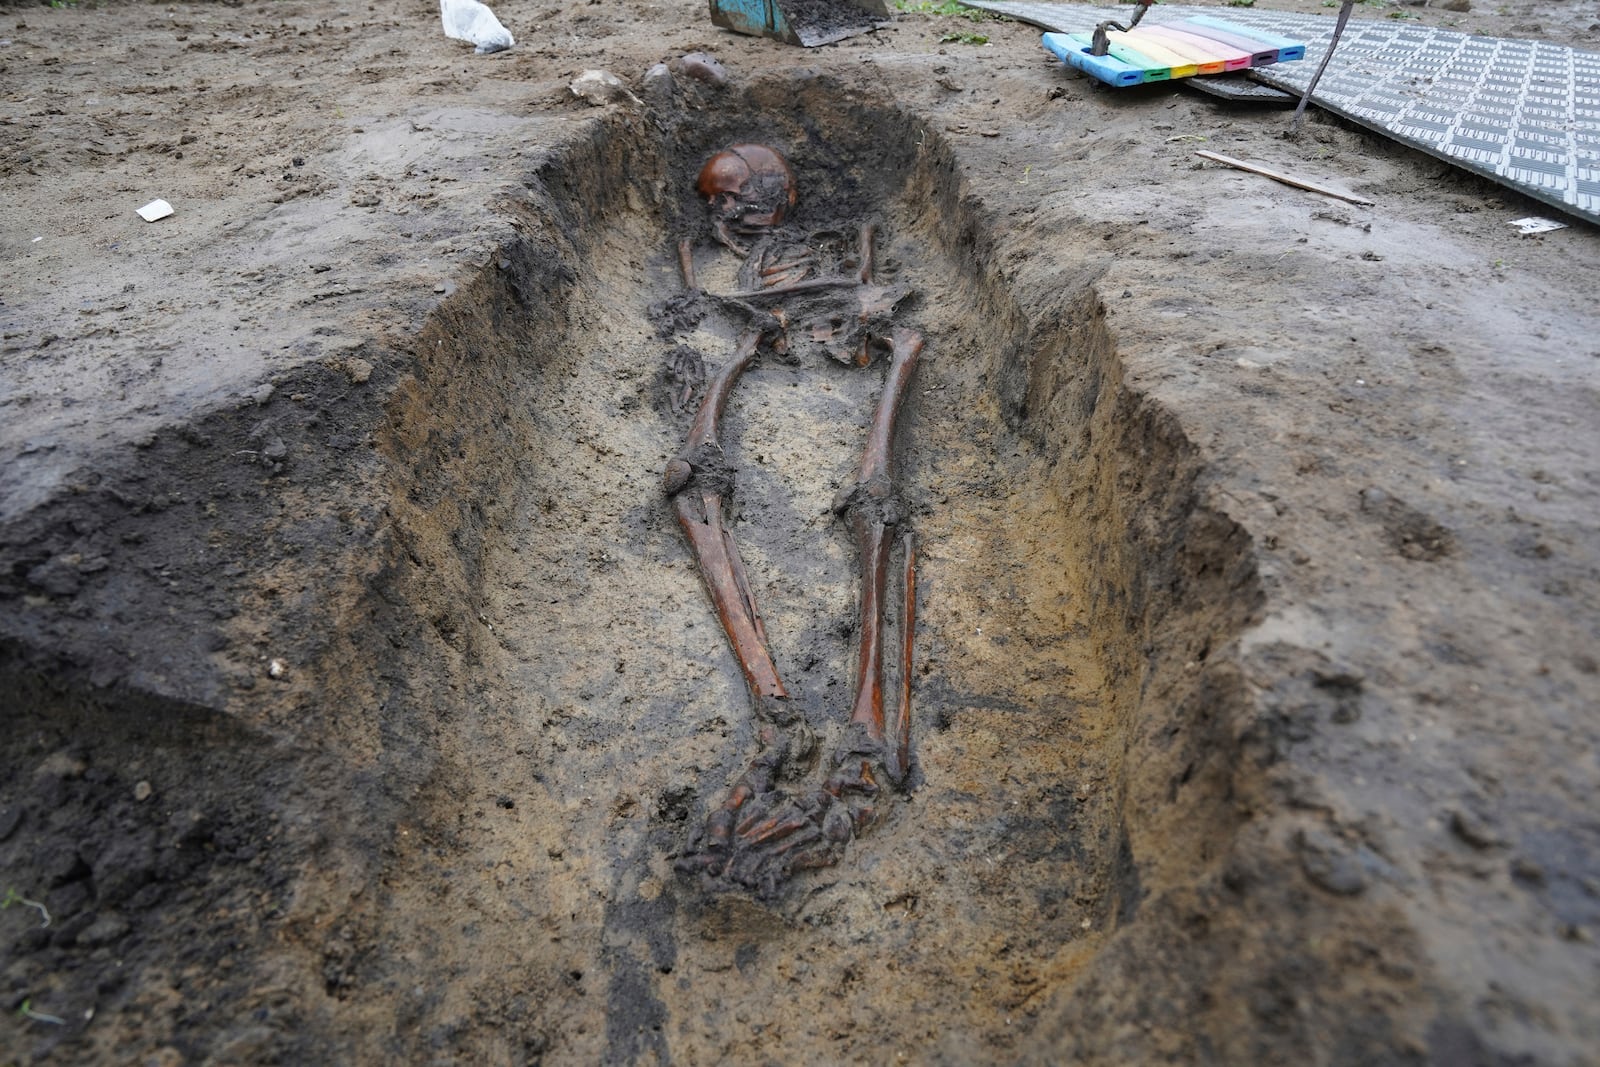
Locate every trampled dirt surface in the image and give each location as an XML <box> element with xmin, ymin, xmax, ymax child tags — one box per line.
<box><xmin>1</xmin><ymin>0</ymin><xmax>1598</xmax><ymax>1063</ymax></box>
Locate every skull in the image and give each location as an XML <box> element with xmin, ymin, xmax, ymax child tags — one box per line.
<box><xmin>696</xmin><ymin>144</ymin><xmax>798</xmax><ymax>232</ymax></box>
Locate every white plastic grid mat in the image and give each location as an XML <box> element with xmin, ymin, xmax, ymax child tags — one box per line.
<box><xmin>965</xmin><ymin>1</ymin><xmax>1600</xmax><ymax>224</ymax></box>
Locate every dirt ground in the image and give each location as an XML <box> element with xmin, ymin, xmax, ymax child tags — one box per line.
<box><xmin>2</xmin><ymin>0</ymin><xmax>1598</xmax><ymax>1062</ymax></box>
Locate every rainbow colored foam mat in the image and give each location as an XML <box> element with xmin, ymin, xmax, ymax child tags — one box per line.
<box><xmin>1042</xmin><ymin>16</ymin><xmax>1306</xmax><ymax>87</ymax></box>
<box><xmin>969</xmin><ymin>1</ymin><xmax>1600</xmax><ymax>226</ymax></box>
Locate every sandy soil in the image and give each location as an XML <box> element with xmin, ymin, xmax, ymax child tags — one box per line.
<box><xmin>1</xmin><ymin>0</ymin><xmax>1598</xmax><ymax>1063</ymax></box>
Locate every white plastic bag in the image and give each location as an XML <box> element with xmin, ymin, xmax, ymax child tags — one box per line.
<box><xmin>440</xmin><ymin>0</ymin><xmax>513</xmax><ymax>54</ymax></box>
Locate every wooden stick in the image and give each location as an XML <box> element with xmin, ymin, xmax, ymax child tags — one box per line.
<box><xmin>891</xmin><ymin>531</ymin><xmax>915</xmax><ymax>784</ymax></box>
<box><xmin>1194</xmin><ymin>149</ymin><xmax>1374</xmax><ymax>206</ymax></box>
<box><xmin>1290</xmin><ymin>0</ymin><xmax>1355</xmax><ymax>137</ymax></box>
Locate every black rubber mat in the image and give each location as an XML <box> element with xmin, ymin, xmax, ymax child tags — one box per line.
<box><xmin>1184</xmin><ymin>73</ymin><xmax>1297</xmax><ymax>105</ymax></box>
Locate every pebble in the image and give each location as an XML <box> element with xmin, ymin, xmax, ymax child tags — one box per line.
<box><xmin>34</xmin><ymin>750</ymin><xmax>87</xmax><ymax>780</ymax></box>
<box><xmin>26</xmin><ymin>557</ymin><xmax>82</xmax><ymax>597</ymax></box>
<box><xmin>1296</xmin><ymin>827</ymin><xmax>1369</xmax><ymax>896</ymax></box>
<box><xmin>569</xmin><ymin>70</ymin><xmax>641</xmax><ymax>107</ymax></box>
<box><xmin>1511</xmin><ymin>857</ymin><xmax>1546</xmax><ymax>886</ymax></box>
<box><xmin>642</xmin><ymin>62</ymin><xmax>672</xmax><ymax>98</ymax></box>
<box><xmin>1448</xmin><ymin>807</ymin><xmax>1501</xmax><ymax>850</ymax></box>
<box><xmin>76</xmin><ymin>913</ymin><xmax>130</xmax><ymax>948</ymax></box>
<box><xmin>344</xmin><ymin>356</ymin><xmax>374</xmax><ymax>383</ymax></box>
<box><xmin>670</xmin><ymin>52</ymin><xmax>728</xmax><ymax>87</ymax></box>
<box><xmin>133</xmin><ymin>780</ymin><xmax>153</xmax><ymax>802</ymax></box>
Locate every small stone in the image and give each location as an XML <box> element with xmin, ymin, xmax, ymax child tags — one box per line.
<box><xmin>251</xmin><ymin>382</ymin><xmax>276</xmax><ymax>405</ymax></box>
<box><xmin>1296</xmin><ymin>827</ymin><xmax>1369</xmax><ymax>895</ymax></box>
<box><xmin>343</xmin><ymin>357</ymin><xmax>374</xmax><ymax>384</ymax></box>
<box><xmin>145</xmin><ymin>1045</ymin><xmax>185</xmax><ymax>1067</ymax></box>
<box><xmin>268</xmin><ymin>658</ymin><xmax>287</xmax><ymax>679</ymax></box>
<box><xmin>35</xmin><ymin>750</ymin><xmax>88</xmax><ymax>781</ymax></box>
<box><xmin>133</xmin><ymin>780</ymin><xmax>153</xmax><ymax>802</ymax></box>
<box><xmin>1441</xmin><ymin>0</ymin><xmax>1469</xmax><ymax>10</ymax></box>
<box><xmin>642</xmin><ymin>62</ymin><xmax>672</xmax><ymax>98</ymax></box>
<box><xmin>569</xmin><ymin>69</ymin><xmax>641</xmax><ymax>107</ymax></box>
<box><xmin>1511</xmin><ymin>857</ymin><xmax>1546</xmax><ymax>886</ymax></box>
<box><xmin>1448</xmin><ymin>808</ymin><xmax>1501</xmax><ymax>850</ymax></box>
<box><xmin>26</xmin><ymin>557</ymin><xmax>82</xmax><ymax>597</ymax></box>
<box><xmin>76</xmin><ymin>913</ymin><xmax>130</xmax><ymax>948</ymax></box>
<box><xmin>207</xmin><ymin>1026</ymin><xmax>278</xmax><ymax>1063</ymax></box>
<box><xmin>670</xmin><ymin>52</ymin><xmax>728</xmax><ymax>87</ymax></box>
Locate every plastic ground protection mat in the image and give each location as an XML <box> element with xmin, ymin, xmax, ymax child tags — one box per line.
<box><xmin>1042</xmin><ymin>16</ymin><xmax>1308</xmax><ymax>87</ymax></box>
<box><xmin>964</xmin><ymin>1</ymin><xmax>1600</xmax><ymax>225</ymax></box>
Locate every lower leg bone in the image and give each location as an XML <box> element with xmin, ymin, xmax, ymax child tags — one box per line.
<box><xmin>838</xmin><ymin>327</ymin><xmax>923</xmax><ymax>743</ymax></box>
<box><xmin>665</xmin><ymin>329</ymin><xmax>785</xmax><ymax>699</ymax></box>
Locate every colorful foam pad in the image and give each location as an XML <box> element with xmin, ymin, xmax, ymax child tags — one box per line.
<box><xmin>1041</xmin><ymin>16</ymin><xmax>1306</xmax><ymax>87</ymax></box>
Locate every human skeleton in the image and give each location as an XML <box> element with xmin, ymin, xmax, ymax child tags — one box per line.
<box><xmin>664</xmin><ymin>144</ymin><xmax>923</xmax><ymax>897</ymax></box>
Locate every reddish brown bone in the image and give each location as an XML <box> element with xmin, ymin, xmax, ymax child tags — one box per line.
<box><xmin>891</xmin><ymin>531</ymin><xmax>915</xmax><ymax>782</ymax></box>
<box><xmin>711</xmin><ymin>218</ymin><xmax>749</xmax><ymax>258</ymax></box>
<box><xmin>721</xmin><ymin>275</ymin><xmax>860</xmax><ymax>301</ymax></box>
<box><xmin>664</xmin><ymin>329</ymin><xmax>786</xmax><ymax>699</ymax></box>
<box><xmin>677</xmin><ymin>237</ymin><xmax>697</xmax><ymax>290</ymax></box>
<box><xmin>856</xmin><ymin>222</ymin><xmax>877</xmax><ymax>285</ymax></box>
<box><xmin>697</xmin><ymin>144</ymin><xmax>798</xmax><ymax>229</ymax></box>
<box><xmin>761</xmin><ymin>258</ymin><xmax>811</xmax><ymax>278</ymax></box>
<box><xmin>841</xmin><ymin>328</ymin><xmax>923</xmax><ymax>740</ymax></box>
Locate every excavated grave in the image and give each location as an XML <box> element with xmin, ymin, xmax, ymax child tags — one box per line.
<box><xmin>1</xmin><ymin>75</ymin><xmax>1260</xmax><ymax>1063</ymax></box>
